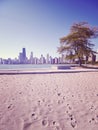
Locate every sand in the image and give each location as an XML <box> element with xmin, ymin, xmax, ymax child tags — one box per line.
<box><xmin>0</xmin><ymin>71</ymin><xmax>98</xmax><ymax>130</ymax></box>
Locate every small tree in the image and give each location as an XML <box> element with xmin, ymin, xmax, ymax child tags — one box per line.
<box><xmin>58</xmin><ymin>22</ymin><xmax>98</xmax><ymax>66</ymax></box>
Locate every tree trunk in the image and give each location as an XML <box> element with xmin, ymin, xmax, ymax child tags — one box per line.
<box><xmin>78</xmin><ymin>57</ymin><xmax>82</xmax><ymax>66</ymax></box>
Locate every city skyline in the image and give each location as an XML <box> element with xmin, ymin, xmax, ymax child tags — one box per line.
<box><xmin>0</xmin><ymin>47</ymin><xmax>61</xmax><ymax>59</ymax></box>
<box><xmin>0</xmin><ymin>48</ymin><xmax>66</xmax><ymax>64</ymax></box>
<box><xmin>0</xmin><ymin>47</ymin><xmax>98</xmax><ymax>65</ymax></box>
<box><xmin>0</xmin><ymin>0</ymin><xmax>98</xmax><ymax>58</ymax></box>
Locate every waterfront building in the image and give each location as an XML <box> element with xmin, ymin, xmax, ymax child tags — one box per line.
<box><xmin>53</xmin><ymin>57</ymin><xmax>58</xmax><ymax>64</ymax></box>
<box><xmin>58</xmin><ymin>57</ymin><xmax>62</xmax><ymax>64</ymax></box>
<box><xmin>96</xmin><ymin>49</ymin><xmax>98</xmax><ymax>61</ymax></box>
<box><xmin>88</xmin><ymin>53</ymin><xmax>96</xmax><ymax>63</ymax></box>
<box><xmin>92</xmin><ymin>54</ymin><xmax>96</xmax><ymax>62</ymax></box>
<box><xmin>61</xmin><ymin>54</ymin><xmax>66</xmax><ymax>63</ymax></box>
<box><xmin>8</xmin><ymin>58</ymin><xmax>12</xmax><ymax>64</ymax></box>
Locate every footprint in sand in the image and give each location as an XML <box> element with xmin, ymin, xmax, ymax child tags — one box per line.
<box><xmin>50</xmin><ymin>121</ymin><xmax>62</xmax><ymax>130</ymax></box>
<box><xmin>42</xmin><ymin>119</ymin><xmax>48</xmax><ymax>126</ymax></box>
<box><xmin>58</xmin><ymin>100</ymin><xmax>63</xmax><ymax>104</ymax></box>
<box><xmin>41</xmin><ymin>116</ymin><xmax>49</xmax><ymax>127</ymax></box>
<box><xmin>70</xmin><ymin>120</ymin><xmax>77</xmax><ymax>128</ymax></box>
<box><xmin>7</xmin><ymin>104</ymin><xmax>14</xmax><ymax>110</ymax></box>
<box><xmin>67</xmin><ymin>112</ymin><xmax>77</xmax><ymax>128</ymax></box>
<box><xmin>57</xmin><ymin>93</ymin><xmax>61</xmax><ymax>96</ymax></box>
<box><xmin>8</xmin><ymin>104</ymin><xmax>12</xmax><ymax>109</ymax></box>
<box><xmin>70</xmin><ymin>115</ymin><xmax>77</xmax><ymax>128</ymax></box>
<box><xmin>89</xmin><ymin>115</ymin><xmax>98</xmax><ymax>124</ymax></box>
<box><xmin>31</xmin><ymin>113</ymin><xmax>38</xmax><ymax>120</ymax></box>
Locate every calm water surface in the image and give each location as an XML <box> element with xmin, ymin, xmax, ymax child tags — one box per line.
<box><xmin>0</xmin><ymin>64</ymin><xmax>72</xmax><ymax>70</ymax></box>
<box><xmin>0</xmin><ymin>64</ymin><xmax>52</xmax><ymax>70</ymax></box>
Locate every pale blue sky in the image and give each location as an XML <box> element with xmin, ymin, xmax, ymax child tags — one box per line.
<box><xmin>0</xmin><ymin>0</ymin><xmax>98</xmax><ymax>59</ymax></box>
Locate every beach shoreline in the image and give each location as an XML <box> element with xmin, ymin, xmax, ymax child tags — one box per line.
<box><xmin>0</xmin><ymin>66</ymin><xmax>98</xmax><ymax>75</ymax></box>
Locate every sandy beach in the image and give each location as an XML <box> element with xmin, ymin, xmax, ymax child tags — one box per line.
<box><xmin>0</xmin><ymin>71</ymin><xmax>98</xmax><ymax>130</ymax></box>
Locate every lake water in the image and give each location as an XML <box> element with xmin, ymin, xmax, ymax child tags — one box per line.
<box><xmin>0</xmin><ymin>64</ymin><xmax>52</xmax><ymax>70</ymax></box>
<box><xmin>0</xmin><ymin>64</ymin><xmax>72</xmax><ymax>70</ymax></box>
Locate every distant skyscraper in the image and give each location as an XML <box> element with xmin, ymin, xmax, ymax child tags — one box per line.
<box><xmin>19</xmin><ymin>48</ymin><xmax>27</xmax><ymax>64</ymax></box>
<box><xmin>46</xmin><ymin>53</ymin><xmax>49</xmax><ymax>64</ymax></box>
<box><xmin>50</xmin><ymin>56</ymin><xmax>53</xmax><ymax>64</ymax></box>
<box><xmin>40</xmin><ymin>54</ymin><xmax>44</xmax><ymax>64</ymax></box>
<box><xmin>30</xmin><ymin>52</ymin><xmax>33</xmax><ymax>64</ymax></box>
<box><xmin>22</xmin><ymin>48</ymin><xmax>26</xmax><ymax>62</ymax></box>
<box><xmin>19</xmin><ymin>52</ymin><xmax>23</xmax><ymax>63</ymax></box>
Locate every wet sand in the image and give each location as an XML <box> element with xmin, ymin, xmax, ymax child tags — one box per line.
<box><xmin>0</xmin><ymin>71</ymin><xmax>98</xmax><ymax>130</ymax></box>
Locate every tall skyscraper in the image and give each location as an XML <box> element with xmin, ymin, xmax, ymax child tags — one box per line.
<box><xmin>19</xmin><ymin>48</ymin><xmax>27</xmax><ymax>64</ymax></box>
<box><xmin>22</xmin><ymin>48</ymin><xmax>26</xmax><ymax>62</ymax></box>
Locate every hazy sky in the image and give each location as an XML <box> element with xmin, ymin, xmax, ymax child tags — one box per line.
<box><xmin>0</xmin><ymin>0</ymin><xmax>98</xmax><ymax>59</ymax></box>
